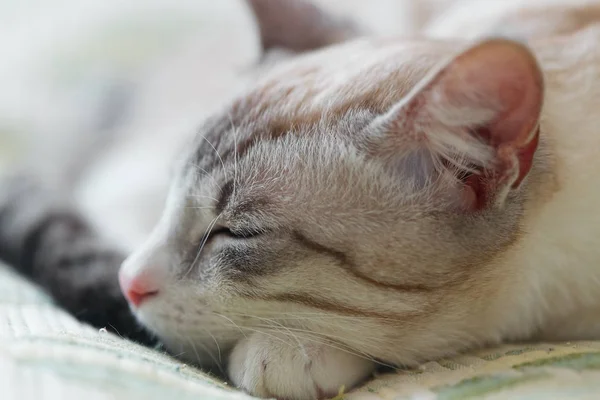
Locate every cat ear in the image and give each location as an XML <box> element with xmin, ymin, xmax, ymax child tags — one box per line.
<box><xmin>245</xmin><ymin>0</ymin><xmax>361</xmax><ymax>53</ymax></box>
<box><xmin>368</xmin><ymin>38</ymin><xmax>544</xmax><ymax>211</ymax></box>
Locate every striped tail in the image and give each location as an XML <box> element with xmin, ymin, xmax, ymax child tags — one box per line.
<box><xmin>0</xmin><ymin>175</ymin><xmax>154</xmax><ymax>345</ymax></box>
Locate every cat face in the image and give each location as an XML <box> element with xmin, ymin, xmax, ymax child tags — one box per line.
<box><xmin>120</xmin><ymin>0</ymin><xmax>544</xmax><ymax>372</ymax></box>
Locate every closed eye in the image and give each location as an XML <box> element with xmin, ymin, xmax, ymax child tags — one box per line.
<box><xmin>211</xmin><ymin>226</ymin><xmax>263</xmax><ymax>239</ymax></box>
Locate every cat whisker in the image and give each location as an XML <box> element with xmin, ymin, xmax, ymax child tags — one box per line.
<box><xmin>188</xmin><ymin>194</ymin><xmax>219</xmax><ymax>203</ymax></box>
<box><xmin>182</xmin><ymin>317</ymin><xmax>394</xmax><ymax>369</ymax></box>
<box><xmin>207</xmin><ymin>311</ymin><xmax>392</xmax><ymax>368</ymax></box>
<box><xmin>201</xmin><ymin>135</ymin><xmax>229</xmax><ymax>182</ymax></box>
<box><xmin>268</xmin><ymin>314</ymin><xmax>369</xmax><ymax>335</ymax></box>
<box><xmin>213</xmin><ymin>312</ymin><xmax>248</xmax><ymax>339</ymax></box>
<box><xmin>191</xmin><ymin>320</ymin><xmax>298</xmax><ymax>350</ymax></box>
<box><xmin>252</xmin><ymin>316</ymin><xmax>308</xmax><ymax>359</ymax></box>
<box><xmin>228</xmin><ymin>113</ymin><xmax>239</xmax><ymax>203</ymax></box>
<box><xmin>256</xmin><ymin>323</ymin><xmax>394</xmax><ymax>369</ymax></box>
<box><xmin>107</xmin><ymin>323</ymin><xmax>124</xmax><ymax>339</ymax></box>
<box><xmin>189</xmin><ymin>163</ymin><xmax>223</xmax><ymax>193</ymax></box>
<box><xmin>184</xmin><ymin>334</ymin><xmax>224</xmax><ymax>375</ymax></box>
<box><xmin>259</xmin><ymin>323</ymin><xmax>378</xmax><ymax>353</ymax></box>
<box><xmin>258</xmin><ymin>325</ymin><xmax>394</xmax><ymax>368</ymax></box>
<box><xmin>185</xmin><ymin>336</ymin><xmax>203</xmax><ymax>365</ymax></box>
<box><xmin>182</xmin><ymin>214</ymin><xmax>222</xmax><ymax>279</ymax></box>
<box><xmin>209</xmin><ymin>331</ymin><xmax>223</xmax><ymax>364</ymax></box>
<box><xmin>226</xmin><ymin>310</ymin><xmax>409</xmax><ymax>323</ymax></box>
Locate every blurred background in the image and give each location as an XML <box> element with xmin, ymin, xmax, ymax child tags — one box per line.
<box><xmin>0</xmin><ymin>0</ymin><xmax>452</xmax><ymax>172</ymax></box>
<box><xmin>0</xmin><ymin>0</ymin><xmax>458</xmax><ymax>245</ymax></box>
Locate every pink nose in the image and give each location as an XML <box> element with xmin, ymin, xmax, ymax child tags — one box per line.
<box><xmin>119</xmin><ymin>270</ymin><xmax>160</xmax><ymax>307</ymax></box>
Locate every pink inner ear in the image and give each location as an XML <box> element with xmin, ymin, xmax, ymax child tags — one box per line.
<box><xmin>462</xmin><ymin>126</ymin><xmax>540</xmax><ymax>211</ymax></box>
<box><xmin>438</xmin><ymin>40</ymin><xmax>544</xmax><ymax>146</ymax></box>
<box><xmin>434</xmin><ymin>39</ymin><xmax>544</xmax><ymax>208</ymax></box>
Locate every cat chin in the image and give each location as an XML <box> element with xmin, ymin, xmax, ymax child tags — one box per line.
<box><xmin>138</xmin><ymin>318</ymin><xmax>227</xmax><ymax>367</ymax></box>
<box><xmin>132</xmin><ymin>306</ymin><xmax>241</xmax><ymax>369</ymax></box>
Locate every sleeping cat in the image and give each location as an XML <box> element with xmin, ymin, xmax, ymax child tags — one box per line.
<box><xmin>3</xmin><ymin>0</ymin><xmax>600</xmax><ymax>399</ymax></box>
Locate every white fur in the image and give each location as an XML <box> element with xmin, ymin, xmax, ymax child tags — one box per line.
<box><xmin>229</xmin><ymin>332</ymin><xmax>374</xmax><ymax>399</ymax></box>
<box><xmin>491</xmin><ymin>24</ymin><xmax>600</xmax><ymax>341</ymax></box>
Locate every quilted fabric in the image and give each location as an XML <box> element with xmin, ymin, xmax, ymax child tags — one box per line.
<box><xmin>0</xmin><ymin>264</ymin><xmax>252</xmax><ymax>400</ymax></box>
<box><xmin>3</xmin><ymin>262</ymin><xmax>600</xmax><ymax>400</ymax></box>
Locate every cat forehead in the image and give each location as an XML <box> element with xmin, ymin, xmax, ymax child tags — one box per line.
<box><xmin>244</xmin><ymin>38</ymin><xmax>453</xmax><ymax>120</ymax></box>
<box><xmin>189</xmin><ymin>38</ymin><xmax>456</xmax><ymax>174</ymax></box>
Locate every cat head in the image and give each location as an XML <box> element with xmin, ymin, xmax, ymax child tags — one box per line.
<box><xmin>120</xmin><ymin>0</ymin><xmax>544</xmax><ymax>373</ymax></box>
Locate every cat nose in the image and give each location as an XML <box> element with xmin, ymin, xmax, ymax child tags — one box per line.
<box><xmin>119</xmin><ymin>270</ymin><xmax>160</xmax><ymax>307</ymax></box>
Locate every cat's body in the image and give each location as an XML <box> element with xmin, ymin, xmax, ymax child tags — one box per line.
<box><xmin>3</xmin><ymin>1</ymin><xmax>600</xmax><ymax>399</ymax></box>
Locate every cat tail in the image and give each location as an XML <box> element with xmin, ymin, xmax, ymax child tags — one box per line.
<box><xmin>0</xmin><ymin>175</ymin><xmax>155</xmax><ymax>345</ymax></box>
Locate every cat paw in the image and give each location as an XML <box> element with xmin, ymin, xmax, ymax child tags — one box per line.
<box><xmin>228</xmin><ymin>332</ymin><xmax>375</xmax><ymax>400</ymax></box>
